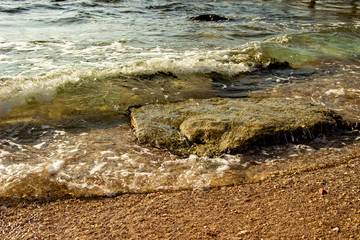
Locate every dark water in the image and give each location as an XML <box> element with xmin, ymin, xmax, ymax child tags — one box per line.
<box><xmin>0</xmin><ymin>0</ymin><xmax>359</xmax><ymax>199</ymax></box>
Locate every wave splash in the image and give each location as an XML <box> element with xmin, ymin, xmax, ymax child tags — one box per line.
<box><xmin>0</xmin><ymin>121</ymin><xmax>247</xmax><ymax>199</ymax></box>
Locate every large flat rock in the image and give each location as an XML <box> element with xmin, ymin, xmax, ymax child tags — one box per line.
<box><xmin>130</xmin><ymin>98</ymin><xmax>342</xmax><ymax>156</ymax></box>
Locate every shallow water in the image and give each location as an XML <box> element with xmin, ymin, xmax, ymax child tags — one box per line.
<box><xmin>1</xmin><ymin>0</ymin><xmax>360</xmax><ymax>199</ymax></box>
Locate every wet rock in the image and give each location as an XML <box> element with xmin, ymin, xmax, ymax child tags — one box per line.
<box><xmin>130</xmin><ymin>97</ymin><xmax>342</xmax><ymax>157</ymax></box>
<box><xmin>308</xmin><ymin>0</ymin><xmax>316</xmax><ymax>8</ymax></box>
<box><xmin>189</xmin><ymin>14</ymin><xmax>229</xmax><ymax>22</ymax></box>
<box><xmin>266</xmin><ymin>60</ymin><xmax>290</xmax><ymax>70</ymax></box>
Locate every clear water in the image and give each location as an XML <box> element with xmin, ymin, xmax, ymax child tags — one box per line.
<box><xmin>1</xmin><ymin>0</ymin><xmax>360</xmax><ymax>199</ymax></box>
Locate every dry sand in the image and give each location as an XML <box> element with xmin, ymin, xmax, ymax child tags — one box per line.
<box><xmin>1</xmin><ymin>152</ymin><xmax>360</xmax><ymax>240</ymax></box>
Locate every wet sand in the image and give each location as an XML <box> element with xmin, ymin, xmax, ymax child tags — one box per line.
<box><xmin>1</xmin><ymin>149</ymin><xmax>359</xmax><ymax>239</ymax></box>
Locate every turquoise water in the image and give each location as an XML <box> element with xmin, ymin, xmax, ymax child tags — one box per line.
<box><xmin>0</xmin><ymin>0</ymin><xmax>359</xmax><ymax>199</ymax></box>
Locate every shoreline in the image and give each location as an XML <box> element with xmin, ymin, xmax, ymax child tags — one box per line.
<box><xmin>1</xmin><ymin>150</ymin><xmax>359</xmax><ymax>239</ymax></box>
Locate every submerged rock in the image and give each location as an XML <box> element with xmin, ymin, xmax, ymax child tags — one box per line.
<box><xmin>189</xmin><ymin>14</ymin><xmax>229</xmax><ymax>22</ymax></box>
<box><xmin>131</xmin><ymin>98</ymin><xmax>342</xmax><ymax>157</ymax></box>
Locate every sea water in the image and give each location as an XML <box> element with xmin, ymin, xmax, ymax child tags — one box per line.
<box><xmin>1</xmin><ymin>0</ymin><xmax>360</xmax><ymax>199</ymax></box>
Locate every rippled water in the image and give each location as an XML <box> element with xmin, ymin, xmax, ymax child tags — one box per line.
<box><xmin>1</xmin><ymin>0</ymin><xmax>360</xmax><ymax>199</ymax></box>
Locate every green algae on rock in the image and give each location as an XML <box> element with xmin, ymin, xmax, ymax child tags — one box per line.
<box><xmin>130</xmin><ymin>98</ymin><xmax>342</xmax><ymax>157</ymax></box>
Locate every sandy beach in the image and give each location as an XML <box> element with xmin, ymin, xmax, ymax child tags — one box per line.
<box><xmin>1</xmin><ymin>149</ymin><xmax>359</xmax><ymax>239</ymax></box>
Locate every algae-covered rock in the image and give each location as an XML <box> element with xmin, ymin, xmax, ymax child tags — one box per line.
<box><xmin>130</xmin><ymin>98</ymin><xmax>342</xmax><ymax>156</ymax></box>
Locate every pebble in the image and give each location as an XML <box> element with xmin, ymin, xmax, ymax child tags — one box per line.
<box><xmin>238</xmin><ymin>230</ymin><xmax>250</xmax><ymax>235</ymax></box>
<box><xmin>0</xmin><ymin>205</ymin><xmax>8</xmax><ymax>211</ymax></box>
<box><xmin>319</xmin><ymin>188</ymin><xmax>328</xmax><ymax>195</ymax></box>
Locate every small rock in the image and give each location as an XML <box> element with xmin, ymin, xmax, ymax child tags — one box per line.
<box><xmin>332</xmin><ymin>227</ymin><xmax>340</xmax><ymax>233</ymax></box>
<box><xmin>189</xmin><ymin>14</ymin><xmax>229</xmax><ymax>22</ymax></box>
<box><xmin>266</xmin><ymin>60</ymin><xmax>290</xmax><ymax>69</ymax></box>
<box><xmin>238</xmin><ymin>230</ymin><xmax>250</xmax><ymax>235</ymax></box>
<box><xmin>206</xmin><ymin>231</ymin><xmax>218</xmax><ymax>237</ymax></box>
<box><xmin>319</xmin><ymin>188</ymin><xmax>328</xmax><ymax>195</ymax></box>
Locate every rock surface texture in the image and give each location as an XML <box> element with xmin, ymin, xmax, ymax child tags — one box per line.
<box><xmin>131</xmin><ymin>97</ymin><xmax>342</xmax><ymax>156</ymax></box>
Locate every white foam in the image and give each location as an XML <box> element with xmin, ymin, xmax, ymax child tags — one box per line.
<box><xmin>121</xmin><ymin>50</ymin><xmax>253</xmax><ymax>77</ymax></box>
<box><xmin>0</xmin><ymin>138</ymin><xmax>246</xmax><ymax>198</ymax></box>
<box><xmin>0</xmin><ymin>150</ymin><xmax>11</xmax><ymax>158</ymax></box>
<box><xmin>216</xmin><ymin>165</ymin><xmax>230</xmax><ymax>172</ymax></box>
<box><xmin>0</xmin><ymin>71</ymin><xmax>82</xmax><ymax>116</ymax></box>
<box><xmin>90</xmin><ymin>162</ymin><xmax>107</xmax><ymax>175</ymax></box>
<box><xmin>33</xmin><ymin>142</ymin><xmax>46</xmax><ymax>149</ymax></box>
<box><xmin>325</xmin><ymin>88</ymin><xmax>345</xmax><ymax>96</ymax></box>
<box><xmin>349</xmin><ymin>88</ymin><xmax>360</xmax><ymax>95</ymax></box>
<box><xmin>100</xmin><ymin>150</ymin><xmax>113</xmax><ymax>155</ymax></box>
<box><xmin>48</xmin><ymin>160</ymin><xmax>65</xmax><ymax>175</ymax></box>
